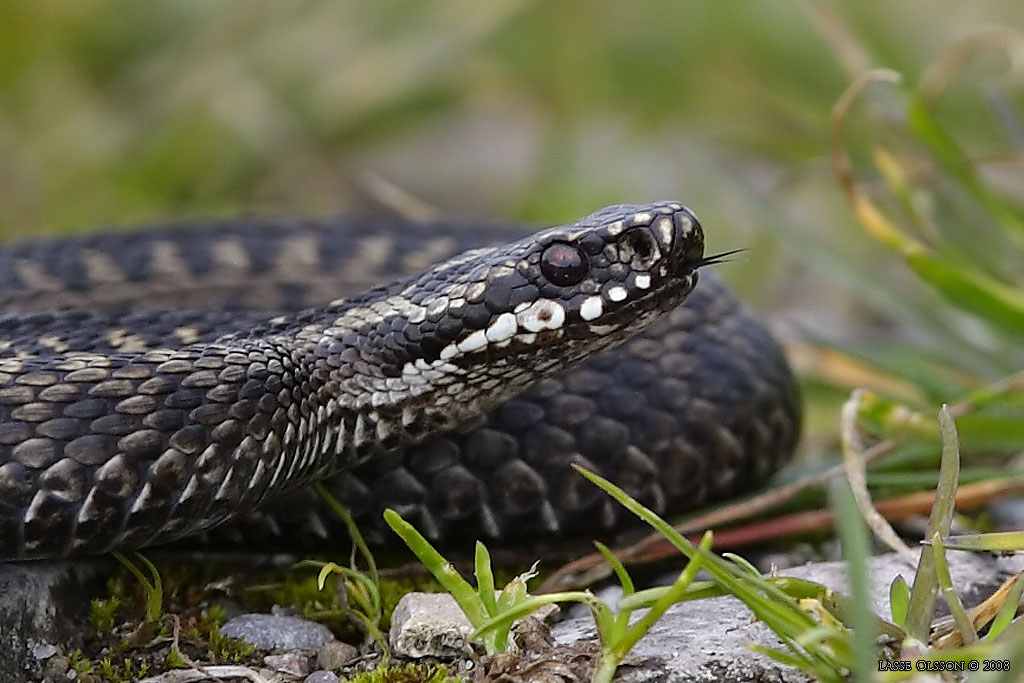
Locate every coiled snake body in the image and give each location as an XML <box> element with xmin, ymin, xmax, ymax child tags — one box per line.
<box><xmin>0</xmin><ymin>203</ymin><xmax>800</xmax><ymax>560</ymax></box>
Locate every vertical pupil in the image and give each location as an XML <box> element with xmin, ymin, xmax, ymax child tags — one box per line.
<box><xmin>541</xmin><ymin>244</ymin><xmax>588</xmax><ymax>285</ymax></box>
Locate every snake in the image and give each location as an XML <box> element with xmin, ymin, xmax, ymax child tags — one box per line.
<box><xmin>0</xmin><ymin>202</ymin><xmax>800</xmax><ymax>560</ymax></box>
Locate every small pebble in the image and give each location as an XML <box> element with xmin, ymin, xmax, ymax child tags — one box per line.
<box><xmin>41</xmin><ymin>654</ymin><xmax>69</xmax><ymax>680</ymax></box>
<box><xmin>31</xmin><ymin>641</ymin><xmax>58</xmax><ymax>660</ymax></box>
<box><xmin>317</xmin><ymin>640</ymin><xmax>358</xmax><ymax>670</ymax></box>
<box><xmin>305</xmin><ymin>671</ymin><xmax>341</xmax><ymax>683</ymax></box>
<box><xmin>389</xmin><ymin>592</ymin><xmax>475</xmax><ymax>658</ymax></box>
<box><xmin>264</xmin><ymin>652</ymin><xmax>310</xmax><ymax>677</ymax></box>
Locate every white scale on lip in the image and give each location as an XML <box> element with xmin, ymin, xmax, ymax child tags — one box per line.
<box><xmin>515</xmin><ymin>299</ymin><xmax>566</xmax><ymax>332</ymax></box>
<box><xmin>435</xmin><ymin>297</ymin><xmax>565</xmax><ymax>365</ymax></box>
<box><xmin>484</xmin><ymin>312</ymin><xmax>518</xmax><ymax>342</ymax></box>
<box><xmin>579</xmin><ymin>295</ymin><xmax>603</xmax><ymax>321</ymax></box>
<box><xmin>607</xmin><ymin>286</ymin><xmax>627</xmax><ymax>302</ymax></box>
<box><xmin>456</xmin><ymin>329</ymin><xmax>488</xmax><ymax>354</ymax></box>
<box><xmin>438</xmin><ymin>311</ymin><xmax>518</xmax><ymax>361</ymax></box>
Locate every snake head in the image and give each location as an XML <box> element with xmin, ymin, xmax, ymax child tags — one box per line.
<box><xmin>322</xmin><ymin>202</ymin><xmax>706</xmax><ymax>454</ymax></box>
<box><xmin>528</xmin><ymin>201</ymin><xmax>706</xmax><ymax>339</ymax></box>
<box><xmin>428</xmin><ymin>202</ymin><xmax>704</xmax><ymax>360</ymax></box>
<box><xmin>389</xmin><ymin>201</ymin><xmax>705</xmax><ymax>370</ymax></box>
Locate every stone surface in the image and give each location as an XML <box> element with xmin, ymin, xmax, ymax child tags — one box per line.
<box><xmin>317</xmin><ymin>640</ymin><xmax>358</xmax><ymax>670</ymax></box>
<box><xmin>220</xmin><ymin>613</ymin><xmax>334</xmax><ymax>651</ymax></box>
<box><xmin>389</xmin><ymin>592</ymin><xmax>476</xmax><ymax>658</ymax></box>
<box><xmin>40</xmin><ymin>654</ymin><xmax>70</xmax><ymax>681</ymax></box>
<box><xmin>552</xmin><ymin>550</ymin><xmax>1024</xmax><ymax>682</ymax></box>
<box><xmin>0</xmin><ymin>560</ymin><xmax>110</xmax><ymax>682</ymax></box>
<box><xmin>305</xmin><ymin>671</ymin><xmax>341</xmax><ymax>683</ymax></box>
<box><xmin>987</xmin><ymin>498</ymin><xmax>1024</xmax><ymax>530</ymax></box>
<box><xmin>264</xmin><ymin>652</ymin><xmax>310</xmax><ymax>676</ymax></box>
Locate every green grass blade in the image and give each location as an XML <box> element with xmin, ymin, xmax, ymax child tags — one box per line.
<box><xmin>986</xmin><ymin>574</ymin><xmax>1024</xmax><ymax>642</ymax></box>
<box><xmin>138</xmin><ymin>554</ymin><xmax>163</xmax><ymax>623</ymax></box>
<box><xmin>315</xmin><ymin>482</ymin><xmax>379</xmax><ymax>584</ymax></box>
<box><xmin>314</xmin><ymin>562</ymin><xmax>381</xmax><ymax>618</ymax></box>
<box><xmin>617</xmin><ymin>582</ymin><xmax>725</xmax><ymax>611</ymax></box>
<box><xmin>474</xmin><ymin>542</ymin><xmax>498</xmax><ymax>617</ymax></box>
<box><xmin>889</xmin><ymin>575</ymin><xmax>910</xmax><ymax>628</ymax></box>
<box><xmin>830</xmin><ymin>479</ymin><xmax>878</xmax><ymax>683</ymax></box>
<box><xmin>931</xmin><ymin>532</ymin><xmax>978</xmax><ymax>644</ymax></box>
<box><xmin>902</xmin><ymin>253</ymin><xmax>1024</xmax><ymax>337</ymax></box>
<box><xmin>572</xmin><ymin>465</ymin><xmax>698</xmax><ymax>560</ymax></box>
<box><xmin>940</xmin><ymin>532</ymin><xmax>1024</xmax><ymax>552</ymax></box>
<box><xmin>594</xmin><ymin>541</ymin><xmax>635</xmax><ymax>597</ymax></box>
<box><xmin>594</xmin><ymin>541</ymin><xmax>635</xmax><ymax>644</ymax></box>
<box><xmin>473</xmin><ymin>591</ymin><xmax>611</xmax><ymax>640</ymax></box>
<box><xmin>111</xmin><ymin>552</ymin><xmax>162</xmax><ymax>623</ymax></box>
<box><xmin>383</xmin><ymin>509</ymin><xmax>487</xmax><ymax>626</ymax></box>
<box><xmin>723</xmin><ymin>552</ymin><xmax>761</xmax><ymax>576</ymax></box>
<box><xmin>904</xmin><ymin>405</ymin><xmax>962</xmax><ymax>642</ymax></box>
<box><xmin>112</xmin><ymin>551</ymin><xmax>153</xmax><ymax>594</ymax></box>
<box><xmin>906</xmin><ymin>96</ymin><xmax>1024</xmax><ymax>240</ymax></box>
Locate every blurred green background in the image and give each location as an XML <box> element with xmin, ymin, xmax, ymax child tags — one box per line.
<box><xmin>1</xmin><ymin>0</ymin><xmax>1022</xmax><ymax>448</ymax></box>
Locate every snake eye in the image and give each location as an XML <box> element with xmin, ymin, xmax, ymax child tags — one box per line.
<box><xmin>540</xmin><ymin>243</ymin><xmax>589</xmax><ymax>286</ymax></box>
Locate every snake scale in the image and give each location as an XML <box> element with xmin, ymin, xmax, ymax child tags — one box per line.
<box><xmin>0</xmin><ymin>202</ymin><xmax>800</xmax><ymax>560</ymax></box>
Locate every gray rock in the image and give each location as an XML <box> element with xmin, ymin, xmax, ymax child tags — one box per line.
<box><xmin>305</xmin><ymin>672</ymin><xmax>340</xmax><ymax>683</ymax></box>
<box><xmin>264</xmin><ymin>652</ymin><xmax>310</xmax><ymax>676</ymax></box>
<box><xmin>317</xmin><ymin>640</ymin><xmax>358</xmax><ymax>670</ymax></box>
<box><xmin>988</xmin><ymin>497</ymin><xmax>1024</xmax><ymax>530</ymax></box>
<box><xmin>29</xmin><ymin>641</ymin><xmax>57</xmax><ymax>661</ymax></box>
<box><xmin>389</xmin><ymin>592</ymin><xmax>476</xmax><ymax>658</ymax></box>
<box><xmin>388</xmin><ymin>593</ymin><xmax>559</xmax><ymax>660</ymax></box>
<box><xmin>552</xmin><ymin>550</ymin><xmax>1024</xmax><ymax>682</ymax></box>
<box><xmin>0</xmin><ymin>560</ymin><xmax>110</xmax><ymax>681</ymax></box>
<box><xmin>220</xmin><ymin>613</ymin><xmax>334</xmax><ymax>651</ymax></box>
<box><xmin>41</xmin><ymin>654</ymin><xmax>69</xmax><ymax>680</ymax></box>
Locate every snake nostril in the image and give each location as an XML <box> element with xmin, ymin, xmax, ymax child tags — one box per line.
<box><xmin>619</xmin><ymin>229</ymin><xmax>660</xmax><ymax>270</ymax></box>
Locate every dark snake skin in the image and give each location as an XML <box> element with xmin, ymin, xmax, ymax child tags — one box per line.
<box><xmin>0</xmin><ymin>204</ymin><xmax>801</xmax><ymax>559</ymax></box>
